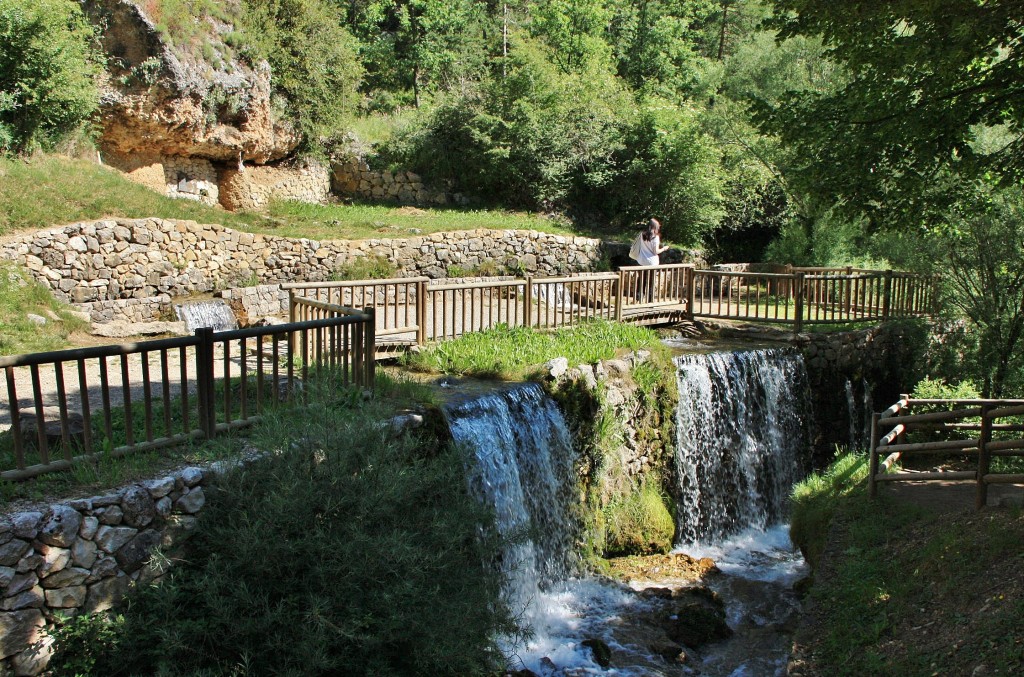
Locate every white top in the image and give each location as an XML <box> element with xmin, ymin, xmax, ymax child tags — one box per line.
<box><xmin>634</xmin><ymin>235</ymin><xmax>661</xmax><ymax>266</ymax></box>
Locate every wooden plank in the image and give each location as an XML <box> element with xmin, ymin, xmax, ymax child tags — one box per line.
<box><xmin>873</xmin><ymin>471</ymin><xmax>977</xmax><ymax>482</ymax></box>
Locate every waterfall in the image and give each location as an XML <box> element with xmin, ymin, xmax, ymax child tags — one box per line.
<box><xmin>174</xmin><ymin>299</ymin><xmax>238</xmax><ymax>332</ymax></box>
<box><xmin>673</xmin><ymin>349</ymin><xmax>811</xmax><ymax>545</ymax></box>
<box><xmin>444</xmin><ymin>383</ymin><xmax>579</xmax><ymax>614</ymax></box>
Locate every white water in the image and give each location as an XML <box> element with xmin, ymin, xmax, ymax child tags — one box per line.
<box><xmin>446</xmin><ymin>349</ymin><xmax>814</xmax><ymax>675</ymax></box>
<box><xmin>173</xmin><ymin>299</ymin><xmax>238</xmax><ymax>332</ymax></box>
<box><xmin>673</xmin><ymin>349</ymin><xmax>810</xmax><ymax>544</ymax></box>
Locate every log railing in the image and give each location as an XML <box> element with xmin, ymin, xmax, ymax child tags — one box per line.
<box><xmin>0</xmin><ymin>308</ymin><xmax>375</xmax><ymax>481</ymax></box>
<box><xmin>869</xmin><ymin>397</ymin><xmax>1024</xmax><ymax>508</ymax></box>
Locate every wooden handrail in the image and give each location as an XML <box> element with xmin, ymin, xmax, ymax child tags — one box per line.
<box><xmin>868</xmin><ymin>396</ymin><xmax>1024</xmax><ymax>508</ymax></box>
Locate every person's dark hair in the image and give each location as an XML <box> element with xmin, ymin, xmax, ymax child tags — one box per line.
<box><xmin>642</xmin><ymin>218</ymin><xmax>661</xmax><ymax>241</ymax></box>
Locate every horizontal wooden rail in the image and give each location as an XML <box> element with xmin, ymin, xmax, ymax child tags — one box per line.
<box><xmin>869</xmin><ymin>396</ymin><xmax>1024</xmax><ymax>508</ymax></box>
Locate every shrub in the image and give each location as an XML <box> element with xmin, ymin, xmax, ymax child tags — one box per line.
<box><xmin>0</xmin><ymin>0</ymin><xmax>102</xmax><ymax>153</ymax></box>
<box><xmin>332</xmin><ymin>253</ymin><xmax>398</xmax><ymax>280</ymax></box>
<box><xmin>240</xmin><ymin>0</ymin><xmax>363</xmax><ymax>149</ymax></box>
<box><xmin>81</xmin><ymin>386</ymin><xmax>514</xmax><ymax>676</ymax></box>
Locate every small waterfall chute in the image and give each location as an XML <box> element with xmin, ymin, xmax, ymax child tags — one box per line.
<box><xmin>174</xmin><ymin>299</ymin><xmax>239</xmax><ymax>332</ymax></box>
<box><xmin>672</xmin><ymin>348</ymin><xmax>811</xmax><ymax>545</ymax></box>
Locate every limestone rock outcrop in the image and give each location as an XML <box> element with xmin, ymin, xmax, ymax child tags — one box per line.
<box><xmin>83</xmin><ymin>0</ymin><xmax>299</xmax><ymax>166</ymax></box>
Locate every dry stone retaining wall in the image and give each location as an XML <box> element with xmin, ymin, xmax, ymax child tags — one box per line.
<box><xmin>0</xmin><ymin>465</ymin><xmax>215</xmax><ymax>675</ymax></box>
<box><xmin>331</xmin><ymin>156</ymin><xmax>453</xmax><ymax>206</ymax></box>
<box><xmin>219</xmin><ymin>160</ymin><xmax>331</xmax><ymax>211</ymax></box>
<box><xmin>0</xmin><ymin>219</ymin><xmax>603</xmax><ymax>324</ymax></box>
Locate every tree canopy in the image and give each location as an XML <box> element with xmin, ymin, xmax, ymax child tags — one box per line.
<box><xmin>763</xmin><ymin>0</ymin><xmax>1024</xmax><ymax>222</ymax></box>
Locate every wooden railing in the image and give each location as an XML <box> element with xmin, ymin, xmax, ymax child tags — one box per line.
<box><xmin>0</xmin><ymin>309</ymin><xmax>375</xmax><ymax>481</ymax></box>
<box><xmin>285</xmin><ymin>266</ymin><xmax>936</xmax><ymax>345</ymax></box>
<box><xmin>869</xmin><ymin>397</ymin><xmax>1024</xmax><ymax>508</ymax></box>
<box><xmin>692</xmin><ymin>269</ymin><xmax>936</xmax><ymax>329</ymax></box>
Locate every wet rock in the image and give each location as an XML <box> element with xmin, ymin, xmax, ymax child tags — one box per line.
<box><xmin>581</xmin><ymin>638</ymin><xmax>612</xmax><ymax>668</ymax></box>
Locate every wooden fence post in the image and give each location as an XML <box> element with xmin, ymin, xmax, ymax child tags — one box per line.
<box><xmin>363</xmin><ymin>306</ymin><xmax>376</xmax><ymax>389</ymax></box>
<box><xmin>195</xmin><ymin>327</ymin><xmax>215</xmax><ymax>439</ymax></box>
<box><xmin>794</xmin><ymin>272</ymin><xmax>805</xmax><ymax>332</ymax></box>
<box><xmin>882</xmin><ymin>270</ymin><xmax>893</xmax><ymax>319</ymax></box>
<box><xmin>615</xmin><ymin>270</ymin><xmax>625</xmax><ymax>322</ymax></box>
<box><xmin>525</xmin><ymin>276</ymin><xmax>534</xmax><ymax>328</ymax></box>
<box><xmin>977</xmin><ymin>404</ymin><xmax>993</xmax><ymax>510</ymax></box>
<box><xmin>685</xmin><ymin>266</ymin><xmax>695</xmax><ymax>320</ymax></box>
<box><xmin>416</xmin><ymin>279</ymin><xmax>427</xmax><ymax>346</ymax></box>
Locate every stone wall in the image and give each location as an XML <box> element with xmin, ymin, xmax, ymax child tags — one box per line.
<box><xmin>0</xmin><ymin>219</ymin><xmax>604</xmax><ymax>324</ymax></box>
<box><xmin>793</xmin><ymin>322</ymin><xmax>927</xmax><ymax>460</ymax></box>
<box><xmin>102</xmin><ymin>151</ymin><xmax>219</xmax><ymax>206</ymax></box>
<box><xmin>330</xmin><ymin>155</ymin><xmax>453</xmax><ymax>206</ymax></box>
<box><xmin>0</xmin><ymin>465</ymin><xmax>215</xmax><ymax>675</ymax></box>
<box><xmin>219</xmin><ymin>160</ymin><xmax>331</xmax><ymax>211</ymax></box>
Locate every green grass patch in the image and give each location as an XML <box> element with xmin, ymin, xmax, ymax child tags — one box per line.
<box><xmin>405</xmin><ymin>320</ymin><xmax>662</xmax><ymax>379</ymax></box>
<box><xmin>793</xmin><ymin>453</ymin><xmax>1024</xmax><ymax>675</ymax></box>
<box><xmin>789</xmin><ymin>451</ymin><xmax>869</xmax><ymax>569</ymax></box>
<box><xmin>263</xmin><ymin>199</ymin><xmax>575</xmax><ymax>241</ymax></box>
<box><xmin>0</xmin><ymin>263</ymin><xmax>89</xmax><ymax>354</ymax></box>
<box><xmin>602</xmin><ymin>482</ymin><xmax>675</xmax><ymax>557</ymax></box>
<box><xmin>0</xmin><ymin>155</ymin><xmax>272</xmax><ymax>235</ymax></box>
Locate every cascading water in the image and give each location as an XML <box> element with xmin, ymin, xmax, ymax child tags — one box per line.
<box><xmin>444</xmin><ymin>383</ymin><xmax>579</xmax><ymax>612</ymax></box>
<box><xmin>174</xmin><ymin>299</ymin><xmax>239</xmax><ymax>332</ymax></box>
<box><xmin>673</xmin><ymin>348</ymin><xmax>811</xmax><ymax>544</ymax></box>
<box><xmin>671</xmin><ymin>348</ymin><xmax>813</xmax><ymax>676</ymax></box>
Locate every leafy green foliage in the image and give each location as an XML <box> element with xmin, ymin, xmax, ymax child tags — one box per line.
<box><xmin>765</xmin><ymin>0</ymin><xmax>1024</xmax><ymax>222</ymax></box>
<box><xmin>49</xmin><ymin>612</ymin><xmax>126</xmax><ymax>677</ymax></box>
<box><xmin>0</xmin><ymin>0</ymin><xmax>102</xmax><ymax>153</ymax></box>
<box><xmin>241</xmin><ymin>0</ymin><xmax>363</xmax><ymax>147</ymax></box>
<box><xmin>85</xmin><ymin>385</ymin><xmax>514</xmax><ymax>676</ymax></box>
<box><xmin>332</xmin><ymin>253</ymin><xmax>398</xmax><ymax>281</ymax></box>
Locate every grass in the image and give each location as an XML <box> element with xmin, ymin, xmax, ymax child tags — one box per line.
<box><xmin>262</xmin><ymin>199</ymin><xmax>576</xmax><ymax>240</ymax></box>
<box><xmin>0</xmin><ymin>155</ymin><xmax>271</xmax><ymax>235</ymax></box>
<box><xmin>791</xmin><ymin>452</ymin><xmax>1024</xmax><ymax>676</ymax></box>
<box><xmin>0</xmin><ymin>264</ymin><xmax>90</xmax><ymax>354</ymax></box>
<box><xmin>0</xmin><ymin>155</ymin><xmax>578</xmax><ymax>242</ymax></box>
<box><xmin>405</xmin><ymin>320</ymin><xmax>663</xmax><ymax>379</ymax></box>
<box><xmin>0</xmin><ymin>371</ymin><xmax>435</xmax><ymax>504</ymax></box>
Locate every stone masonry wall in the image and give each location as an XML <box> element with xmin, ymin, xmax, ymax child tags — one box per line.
<box><xmin>0</xmin><ymin>220</ymin><xmax>603</xmax><ymax>323</ymax></box>
<box><xmin>330</xmin><ymin>155</ymin><xmax>453</xmax><ymax>206</ymax></box>
<box><xmin>0</xmin><ymin>465</ymin><xmax>214</xmax><ymax>675</ymax></box>
<box><xmin>219</xmin><ymin>160</ymin><xmax>331</xmax><ymax>211</ymax></box>
<box><xmin>102</xmin><ymin>151</ymin><xmax>219</xmax><ymax>206</ymax></box>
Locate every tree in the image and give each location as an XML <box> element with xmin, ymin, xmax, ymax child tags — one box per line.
<box><xmin>763</xmin><ymin>0</ymin><xmax>1024</xmax><ymax>223</ymax></box>
<box><xmin>0</xmin><ymin>0</ymin><xmax>102</xmax><ymax>153</ymax></box>
<box><xmin>935</xmin><ymin>185</ymin><xmax>1024</xmax><ymax>398</ymax></box>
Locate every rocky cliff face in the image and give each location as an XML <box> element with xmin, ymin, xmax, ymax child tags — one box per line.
<box><xmin>83</xmin><ymin>0</ymin><xmax>298</xmax><ymax>164</ymax></box>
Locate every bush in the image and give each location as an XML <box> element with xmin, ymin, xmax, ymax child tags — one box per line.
<box><xmin>0</xmin><ymin>0</ymin><xmax>102</xmax><ymax>153</ymax></box>
<box><xmin>240</xmin><ymin>0</ymin><xmax>363</xmax><ymax>149</ymax></box>
<box><xmin>82</xmin><ymin>386</ymin><xmax>514</xmax><ymax>676</ymax></box>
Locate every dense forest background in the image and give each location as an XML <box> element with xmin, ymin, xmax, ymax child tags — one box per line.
<box><xmin>2</xmin><ymin>0</ymin><xmax>1023</xmax><ymax>396</ymax></box>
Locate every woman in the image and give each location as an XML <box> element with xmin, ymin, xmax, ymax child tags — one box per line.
<box><xmin>630</xmin><ymin>218</ymin><xmax>669</xmax><ymax>266</ymax></box>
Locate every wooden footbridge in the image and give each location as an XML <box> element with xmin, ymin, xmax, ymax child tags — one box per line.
<box><xmin>285</xmin><ymin>264</ymin><xmax>937</xmax><ymax>355</ymax></box>
<box><xmin>0</xmin><ymin>263</ymin><xmax>934</xmax><ymax>481</ymax></box>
